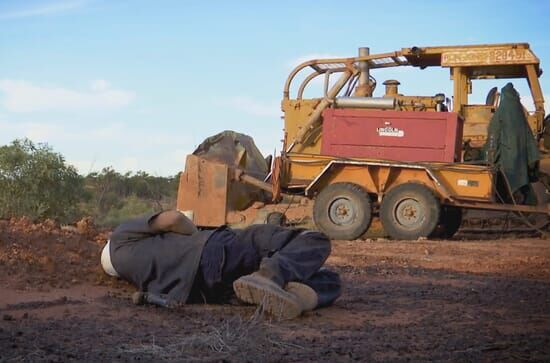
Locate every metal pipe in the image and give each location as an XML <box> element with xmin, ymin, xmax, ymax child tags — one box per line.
<box><xmin>284</xmin><ymin>57</ymin><xmax>354</xmax><ymax>100</ymax></box>
<box><xmin>236</xmin><ymin>170</ymin><xmax>309</xmax><ymax>203</ymax></box>
<box><xmin>297</xmin><ymin>71</ymin><xmax>323</xmax><ymax>100</ymax></box>
<box><xmin>323</xmin><ymin>71</ymin><xmax>331</xmax><ymax>97</ymax></box>
<box><xmin>449</xmin><ymin>200</ymin><xmax>550</xmax><ymax>214</ymax></box>
<box><xmin>334</xmin><ymin>97</ymin><xmax>396</xmax><ymax>109</ymax></box>
<box><xmin>358</xmin><ymin>47</ymin><xmax>370</xmax><ymax>90</ymax></box>
<box><xmin>283</xmin><ymin>51</ymin><xmax>403</xmax><ymax>100</ymax></box>
<box><xmin>238</xmin><ymin>172</ymin><xmax>273</xmax><ymax>193</ymax></box>
<box><xmin>288</xmin><ymin>69</ymin><xmax>354</xmax><ymax>151</ymax></box>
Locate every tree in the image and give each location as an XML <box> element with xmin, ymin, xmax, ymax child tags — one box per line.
<box><xmin>0</xmin><ymin>139</ymin><xmax>84</xmax><ymax>222</ymax></box>
<box><xmin>80</xmin><ymin>168</ymin><xmax>180</xmax><ymax>227</ymax></box>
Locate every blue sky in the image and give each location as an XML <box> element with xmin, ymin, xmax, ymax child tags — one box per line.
<box><xmin>0</xmin><ymin>0</ymin><xmax>548</xmax><ymax>176</ymax></box>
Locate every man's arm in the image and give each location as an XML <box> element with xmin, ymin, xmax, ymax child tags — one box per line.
<box><xmin>149</xmin><ymin>210</ymin><xmax>198</xmax><ymax>235</ymax></box>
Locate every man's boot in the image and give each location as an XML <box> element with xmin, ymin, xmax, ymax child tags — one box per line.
<box><xmin>284</xmin><ymin>282</ymin><xmax>318</xmax><ymax>312</ymax></box>
<box><xmin>233</xmin><ymin>272</ymin><xmax>303</xmax><ymax>320</ymax></box>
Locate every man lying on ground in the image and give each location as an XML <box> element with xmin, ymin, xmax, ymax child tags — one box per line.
<box><xmin>100</xmin><ymin>210</ymin><xmax>341</xmax><ymax>319</ymax></box>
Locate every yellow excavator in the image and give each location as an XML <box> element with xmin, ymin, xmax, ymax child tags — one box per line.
<box><xmin>178</xmin><ymin>43</ymin><xmax>549</xmax><ymax>240</ymax></box>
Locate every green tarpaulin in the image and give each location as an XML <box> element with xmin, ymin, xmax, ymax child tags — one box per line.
<box><xmin>483</xmin><ymin>83</ymin><xmax>539</xmax><ymax>195</ymax></box>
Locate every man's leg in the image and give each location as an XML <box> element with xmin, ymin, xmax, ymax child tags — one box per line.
<box><xmin>256</xmin><ymin>230</ymin><xmax>331</xmax><ymax>286</ymax></box>
<box><xmin>299</xmin><ymin>268</ymin><xmax>342</xmax><ymax>308</ymax></box>
<box><xmin>233</xmin><ymin>230</ymin><xmax>336</xmax><ymax>319</ymax></box>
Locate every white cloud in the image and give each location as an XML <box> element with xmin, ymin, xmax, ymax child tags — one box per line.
<box><xmin>118</xmin><ymin>157</ymin><xmax>139</xmax><ymax>172</ymax></box>
<box><xmin>90</xmin><ymin>79</ymin><xmax>110</xmax><ymax>92</ymax></box>
<box><xmin>69</xmin><ymin>151</ymin><xmax>190</xmax><ymax>176</ymax></box>
<box><xmin>0</xmin><ymin>119</ymin><xmax>112</xmax><ymax>143</ymax></box>
<box><xmin>0</xmin><ymin>120</ymin><xmax>192</xmax><ymax>148</ymax></box>
<box><xmin>23</xmin><ymin>121</ymin><xmax>68</xmax><ymax>141</ymax></box>
<box><xmin>0</xmin><ymin>0</ymin><xmax>89</xmax><ymax>20</ymax></box>
<box><xmin>0</xmin><ymin>118</ymin><xmax>196</xmax><ymax>176</ymax></box>
<box><xmin>0</xmin><ymin>79</ymin><xmax>135</xmax><ymax>113</ymax></box>
<box><xmin>224</xmin><ymin>96</ymin><xmax>280</xmax><ymax>118</ymax></box>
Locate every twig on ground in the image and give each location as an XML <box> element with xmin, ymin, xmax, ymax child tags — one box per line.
<box><xmin>118</xmin><ymin>314</ymin><xmax>300</xmax><ymax>361</ymax></box>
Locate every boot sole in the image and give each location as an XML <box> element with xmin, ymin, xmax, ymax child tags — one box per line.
<box><xmin>233</xmin><ymin>276</ymin><xmax>302</xmax><ymax>320</ymax></box>
<box><xmin>285</xmin><ymin>282</ymin><xmax>318</xmax><ymax>312</ymax></box>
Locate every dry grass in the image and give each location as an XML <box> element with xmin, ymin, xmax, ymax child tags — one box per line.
<box><xmin>118</xmin><ymin>309</ymin><xmax>303</xmax><ymax>362</ymax></box>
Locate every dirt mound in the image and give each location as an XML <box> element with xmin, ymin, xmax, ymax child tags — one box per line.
<box><xmin>0</xmin><ymin>218</ymin><xmax>124</xmax><ymax>290</ymax></box>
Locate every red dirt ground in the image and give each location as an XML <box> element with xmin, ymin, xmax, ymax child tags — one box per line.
<box><xmin>0</xmin><ymin>218</ymin><xmax>549</xmax><ymax>362</ymax></box>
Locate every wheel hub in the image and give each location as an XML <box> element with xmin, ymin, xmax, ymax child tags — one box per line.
<box><xmin>394</xmin><ymin>198</ymin><xmax>424</xmax><ymax>228</ymax></box>
<box><xmin>329</xmin><ymin>197</ymin><xmax>355</xmax><ymax>225</ymax></box>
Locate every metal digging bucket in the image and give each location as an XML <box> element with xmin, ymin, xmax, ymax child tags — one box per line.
<box><xmin>177</xmin><ymin>131</ymin><xmax>270</xmax><ymax>227</ymax></box>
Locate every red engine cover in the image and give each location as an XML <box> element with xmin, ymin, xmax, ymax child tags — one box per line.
<box><xmin>321</xmin><ymin>109</ymin><xmax>463</xmax><ymax>162</ymax></box>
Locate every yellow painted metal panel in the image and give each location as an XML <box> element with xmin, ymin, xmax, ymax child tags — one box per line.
<box><xmin>282</xmin><ymin>99</ymin><xmax>322</xmax><ymax>154</ymax></box>
<box><xmin>177</xmin><ymin>155</ymin><xmax>229</xmax><ymax>226</ymax></box>
<box><xmin>442</xmin><ymin>47</ymin><xmax>538</xmax><ymax>67</ymax></box>
<box><xmin>433</xmin><ymin>168</ymin><xmax>494</xmax><ymax>201</ymax></box>
<box><xmin>286</xmin><ymin>154</ymin><xmax>494</xmax><ymax>202</ymax></box>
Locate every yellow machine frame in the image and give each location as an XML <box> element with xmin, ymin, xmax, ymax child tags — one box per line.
<box><xmin>282</xmin><ymin>43</ymin><xmax>544</xmax><ymax>157</ymax></box>
<box><xmin>178</xmin><ymin>43</ymin><xmax>548</xmax><ymax>240</ymax></box>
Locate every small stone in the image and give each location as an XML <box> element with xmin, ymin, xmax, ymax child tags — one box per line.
<box><xmin>2</xmin><ymin>314</ymin><xmax>13</xmax><ymax>321</ymax></box>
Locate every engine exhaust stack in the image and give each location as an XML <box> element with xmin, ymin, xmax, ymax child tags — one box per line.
<box><xmin>354</xmin><ymin>47</ymin><xmax>372</xmax><ymax>97</ymax></box>
<box><xmin>383</xmin><ymin>80</ymin><xmax>401</xmax><ymax>97</ymax></box>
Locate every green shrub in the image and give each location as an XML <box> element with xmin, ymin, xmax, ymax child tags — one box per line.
<box><xmin>94</xmin><ymin>194</ymin><xmax>157</xmax><ymax>227</ymax></box>
<box><xmin>0</xmin><ymin>139</ymin><xmax>84</xmax><ymax>223</ymax></box>
<box><xmin>81</xmin><ymin>168</ymin><xmax>179</xmax><ymax>226</ymax></box>
<box><xmin>0</xmin><ymin>139</ymin><xmax>180</xmax><ymax>225</ymax></box>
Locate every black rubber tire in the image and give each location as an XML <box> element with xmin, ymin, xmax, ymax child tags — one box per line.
<box><xmin>313</xmin><ymin>182</ymin><xmax>372</xmax><ymax>240</ymax></box>
<box><xmin>380</xmin><ymin>183</ymin><xmax>441</xmax><ymax>240</ymax></box>
<box><xmin>431</xmin><ymin>206</ymin><xmax>463</xmax><ymax>239</ymax></box>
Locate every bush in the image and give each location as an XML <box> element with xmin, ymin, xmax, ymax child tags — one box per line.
<box><xmin>0</xmin><ymin>139</ymin><xmax>84</xmax><ymax>222</ymax></box>
<box><xmin>0</xmin><ymin>139</ymin><xmax>180</xmax><ymax>226</ymax></box>
<box><xmin>81</xmin><ymin>168</ymin><xmax>179</xmax><ymax>227</ymax></box>
<box><xmin>93</xmin><ymin>194</ymin><xmax>156</xmax><ymax>227</ymax></box>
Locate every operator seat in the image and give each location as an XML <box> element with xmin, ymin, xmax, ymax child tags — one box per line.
<box><xmin>485</xmin><ymin>87</ymin><xmax>499</xmax><ymax>107</ymax></box>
